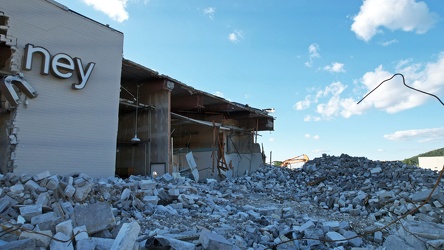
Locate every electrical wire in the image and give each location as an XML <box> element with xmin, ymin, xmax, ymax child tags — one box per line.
<box><xmin>357</xmin><ymin>73</ymin><xmax>444</xmax><ymax>106</ymax></box>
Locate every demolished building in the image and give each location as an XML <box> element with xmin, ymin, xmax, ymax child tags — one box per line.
<box><xmin>0</xmin><ymin>0</ymin><xmax>274</xmax><ymax>180</ymax></box>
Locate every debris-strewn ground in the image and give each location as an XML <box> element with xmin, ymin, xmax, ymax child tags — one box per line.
<box><xmin>0</xmin><ymin>154</ymin><xmax>443</xmax><ymax>249</ymax></box>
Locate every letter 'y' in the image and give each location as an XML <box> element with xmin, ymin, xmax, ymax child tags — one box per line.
<box><xmin>72</xmin><ymin>58</ymin><xmax>95</xmax><ymax>90</ymax></box>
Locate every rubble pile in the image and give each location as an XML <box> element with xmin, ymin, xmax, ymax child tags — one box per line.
<box><xmin>0</xmin><ymin>154</ymin><xmax>443</xmax><ymax>249</ymax></box>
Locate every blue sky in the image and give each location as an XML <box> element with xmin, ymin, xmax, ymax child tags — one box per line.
<box><xmin>55</xmin><ymin>0</ymin><xmax>444</xmax><ymax>162</ymax></box>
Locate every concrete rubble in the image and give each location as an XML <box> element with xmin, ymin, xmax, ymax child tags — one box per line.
<box><xmin>0</xmin><ymin>153</ymin><xmax>442</xmax><ymax>249</ymax></box>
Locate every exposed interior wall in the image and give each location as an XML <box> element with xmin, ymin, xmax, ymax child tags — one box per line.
<box><xmin>116</xmin><ymin>81</ymin><xmax>171</xmax><ymax>177</ymax></box>
<box><xmin>0</xmin><ymin>0</ymin><xmax>123</xmax><ymax>178</ymax></box>
<box><xmin>0</xmin><ymin>111</ymin><xmax>12</xmax><ymax>173</ymax></box>
<box><xmin>171</xmin><ymin>119</ymin><xmax>265</xmax><ymax>180</ymax></box>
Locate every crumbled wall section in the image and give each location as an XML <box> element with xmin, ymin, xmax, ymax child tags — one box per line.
<box><xmin>0</xmin><ymin>11</ymin><xmax>20</xmax><ymax>174</ymax></box>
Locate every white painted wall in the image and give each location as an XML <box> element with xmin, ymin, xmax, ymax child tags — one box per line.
<box><xmin>1</xmin><ymin>0</ymin><xmax>123</xmax><ymax>178</ymax></box>
<box><xmin>418</xmin><ymin>157</ymin><xmax>444</xmax><ymax>172</ymax></box>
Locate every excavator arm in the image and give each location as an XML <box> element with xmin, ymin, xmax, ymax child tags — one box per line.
<box><xmin>280</xmin><ymin>154</ymin><xmax>309</xmax><ymax>167</ymax></box>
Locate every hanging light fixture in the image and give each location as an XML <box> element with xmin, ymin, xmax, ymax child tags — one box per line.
<box><xmin>131</xmin><ymin>84</ymin><xmax>141</xmax><ymax>143</ymax></box>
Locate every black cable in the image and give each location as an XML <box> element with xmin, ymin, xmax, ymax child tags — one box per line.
<box><xmin>357</xmin><ymin>73</ymin><xmax>444</xmax><ymax>106</ymax></box>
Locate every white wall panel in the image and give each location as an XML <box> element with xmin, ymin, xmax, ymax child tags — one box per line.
<box><xmin>0</xmin><ymin>0</ymin><xmax>123</xmax><ymax>178</ymax></box>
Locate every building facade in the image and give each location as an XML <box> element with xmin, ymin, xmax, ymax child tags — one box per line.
<box><xmin>0</xmin><ymin>0</ymin><xmax>274</xmax><ymax>180</ymax></box>
<box><xmin>0</xmin><ymin>0</ymin><xmax>123</xmax><ymax>178</ymax></box>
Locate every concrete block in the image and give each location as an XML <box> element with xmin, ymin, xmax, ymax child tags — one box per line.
<box><xmin>399</xmin><ymin>220</ymin><xmax>444</xmax><ymax>240</ymax></box>
<box><xmin>199</xmin><ymin>228</ymin><xmax>233</xmax><ymax>250</ymax></box>
<box><xmin>64</xmin><ymin>185</ymin><xmax>76</xmax><ymax>198</ymax></box>
<box><xmin>370</xmin><ymin>167</ymin><xmax>382</xmax><ymax>174</ymax></box>
<box><xmin>46</xmin><ymin>175</ymin><xmax>60</xmax><ymax>190</ymax></box>
<box><xmin>139</xmin><ymin>180</ymin><xmax>157</xmax><ymax>189</ymax></box>
<box><xmin>162</xmin><ymin>173</ymin><xmax>174</xmax><ymax>183</ymax></box>
<box><xmin>19</xmin><ymin>230</ymin><xmax>53</xmax><ymax>247</ymax></box>
<box><xmin>110</xmin><ymin>221</ymin><xmax>141</xmax><ymax>250</ymax></box>
<box><xmin>73</xmin><ymin>225</ymin><xmax>89</xmax><ymax>242</ymax></box>
<box><xmin>36</xmin><ymin>192</ymin><xmax>50</xmax><ymax>207</ymax></box>
<box><xmin>295</xmin><ymin>220</ymin><xmax>315</xmax><ymax>233</ymax></box>
<box><xmin>19</xmin><ymin>204</ymin><xmax>42</xmax><ymax>222</ymax></box>
<box><xmin>143</xmin><ymin>195</ymin><xmax>159</xmax><ymax>205</ymax></box>
<box><xmin>155</xmin><ymin>235</ymin><xmax>196</xmax><ymax>250</ymax></box>
<box><xmin>344</xmin><ymin>230</ymin><xmax>362</xmax><ymax>247</ymax></box>
<box><xmin>9</xmin><ymin>183</ymin><xmax>24</xmax><ymax>194</ymax></box>
<box><xmin>374</xmin><ymin>231</ymin><xmax>383</xmax><ymax>243</ymax></box>
<box><xmin>75</xmin><ymin>238</ymin><xmax>96</xmax><ymax>250</ymax></box>
<box><xmin>49</xmin><ymin>232</ymin><xmax>73</xmax><ymax>250</ymax></box>
<box><xmin>325</xmin><ymin>231</ymin><xmax>347</xmax><ymax>246</ymax></box>
<box><xmin>0</xmin><ymin>238</ymin><xmax>35</xmax><ymax>250</ymax></box>
<box><xmin>61</xmin><ymin>202</ymin><xmax>74</xmax><ymax>217</ymax></box>
<box><xmin>0</xmin><ymin>196</ymin><xmax>18</xmax><ymax>213</ymax></box>
<box><xmin>56</xmin><ymin>220</ymin><xmax>73</xmax><ymax>238</ymax></box>
<box><xmin>31</xmin><ymin>212</ymin><xmax>61</xmax><ymax>231</ymax></box>
<box><xmin>322</xmin><ymin>221</ymin><xmax>340</xmax><ymax>230</ymax></box>
<box><xmin>73</xmin><ymin>202</ymin><xmax>116</xmax><ymax>234</ymax></box>
<box><xmin>168</xmin><ymin>188</ymin><xmax>180</xmax><ymax>196</ymax></box>
<box><xmin>383</xmin><ymin>235</ymin><xmax>415</xmax><ymax>250</ymax></box>
<box><xmin>411</xmin><ymin>189</ymin><xmax>440</xmax><ymax>202</ymax></box>
<box><xmin>120</xmin><ymin>188</ymin><xmax>131</xmax><ymax>201</ymax></box>
<box><xmin>91</xmin><ymin>237</ymin><xmax>114</xmax><ymax>249</ymax></box>
<box><xmin>74</xmin><ymin>183</ymin><xmax>94</xmax><ymax>201</ymax></box>
<box><xmin>33</xmin><ymin>170</ymin><xmax>51</xmax><ymax>181</ymax></box>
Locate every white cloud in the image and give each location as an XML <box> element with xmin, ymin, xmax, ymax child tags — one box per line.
<box><xmin>380</xmin><ymin>39</ymin><xmax>398</xmax><ymax>46</ymax></box>
<box><xmin>305</xmin><ymin>43</ymin><xmax>320</xmax><ymax>67</ymax></box>
<box><xmin>294</xmin><ymin>96</ymin><xmax>312</xmax><ymax>110</ymax></box>
<box><xmin>214</xmin><ymin>91</ymin><xmax>224</xmax><ymax>98</ymax></box>
<box><xmin>304</xmin><ymin>115</ymin><xmax>321</xmax><ymax>122</ymax></box>
<box><xmin>351</xmin><ymin>0</ymin><xmax>438</xmax><ymax>41</ymax></box>
<box><xmin>324</xmin><ymin>62</ymin><xmax>346</xmax><ymax>73</ymax></box>
<box><xmin>228</xmin><ymin>30</ymin><xmax>243</xmax><ymax>43</ymax></box>
<box><xmin>359</xmin><ymin>52</ymin><xmax>444</xmax><ymax>113</ymax></box>
<box><xmin>296</xmin><ymin>51</ymin><xmax>444</xmax><ymax>121</ymax></box>
<box><xmin>268</xmin><ymin>137</ymin><xmax>275</xmax><ymax>142</ymax></box>
<box><xmin>203</xmin><ymin>7</ymin><xmax>216</xmax><ymax>19</ymax></box>
<box><xmin>80</xmin><ymin>0</ymin><xmax>149</xmax><ymax>22</ymax></box>
<box><xmin>305</xmin><ymin>134</ymin><xmax>320</xmax><ymax>140</ymax></box>
<box><xmin>82</xmin><ymin>0</ymin><xmax>129</xmax><ymax>22</ymax></box>
<box><xmin>384</xmin><ymin>128</ymin><xmax>444</xmax><ymax>142</ymax></box>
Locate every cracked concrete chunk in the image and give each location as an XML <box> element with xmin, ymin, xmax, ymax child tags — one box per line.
<box><xmin>73</xmin><ymin>202</ymin><xmax>115</xmax><ymax>234</ymax></box>
<box><xmin>110</xmin><ymin>221</ymin><xmax>140</xmax><ymax>250</ymax></box>
<box><xmin>19</xmin><ymin>204</ymin><xmax>42</xmax><ymax>222</ymax></box>
<box><xmin>199</xmin><ymin>228</ymin><xmax>233</xmax><ymax>250</ymax></box>
<box><xmin>0</xmin><ymin>238</ymin><xmax>35</xmax><ymax>250</ymax></box>
<box><xmin>19</xmin><ymin>230</ymin><xmax>52</xmax><ymax>248</ymax></box>
<box><xmin>49</xmin><ymin>232</ymin><xmax>73</xmax><ymax>250</ymax></box>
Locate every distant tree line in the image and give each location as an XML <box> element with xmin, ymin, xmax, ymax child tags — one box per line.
<box><xmin>402</xmin><ymin>147</ymin><xmax>444</xmax><ymax>166</ymax></box>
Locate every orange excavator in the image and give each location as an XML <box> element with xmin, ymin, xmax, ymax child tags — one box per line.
<box><xmin>280</xmin><ymin>154</ymin><xmax>309</xmax><ymax>168</ymax></box>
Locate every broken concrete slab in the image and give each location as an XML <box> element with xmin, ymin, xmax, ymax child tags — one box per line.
<box><xmin>19</xmin><ymin>204</ymin><xmax>42</xmax><ymax>222</ymax></box>
<box><xmin>199</xmin><ymin>228</ymin><xmax>233</xmax><ymax>250</ymax></box>
<box><xmin>0</xmin><ymin>238</ymin><xmax>35</xmax><ymax>250</ymax></box>
<box><xmin>110</xmin><ymin>221</ymin><xmax>140</xmax><ymax>250</ymax></box>
<box><xmin>411</xmin><ymin>188</ymin><xmax>441</xmax><ymax>202</ymax></box>
<box><xmin>19</xmin><ymin>230</ymin><xmax>52</xmax><ymax>248</ymax></box>
<box><xmin>155</xmin><ymin>235</ymin><xmax>196</xmax><ymax>250</ymax></box>
<box><xmin>383</xmin><ymin>235</ymin><xmax>415</xmax><ymax>250</ymax></box>
<box><xmin>49</xmin><ymin>232</ymin><xmax>73</xmax><ymax>250</ymax></box>
<box><xmin>73</xmin><ymin>202</ymin><xmax>115</xmax><ymax>234</ymax></box>
<box><xmin>56</xmin><ymin>220</ymin><xmax>73</xmax><ymax>239</ymax></box>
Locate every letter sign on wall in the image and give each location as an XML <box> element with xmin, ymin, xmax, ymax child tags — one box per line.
<box><xmin>23</xmin><ymin>44</ymin><xmax>96</xmax><ymax>90</ymax></box>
